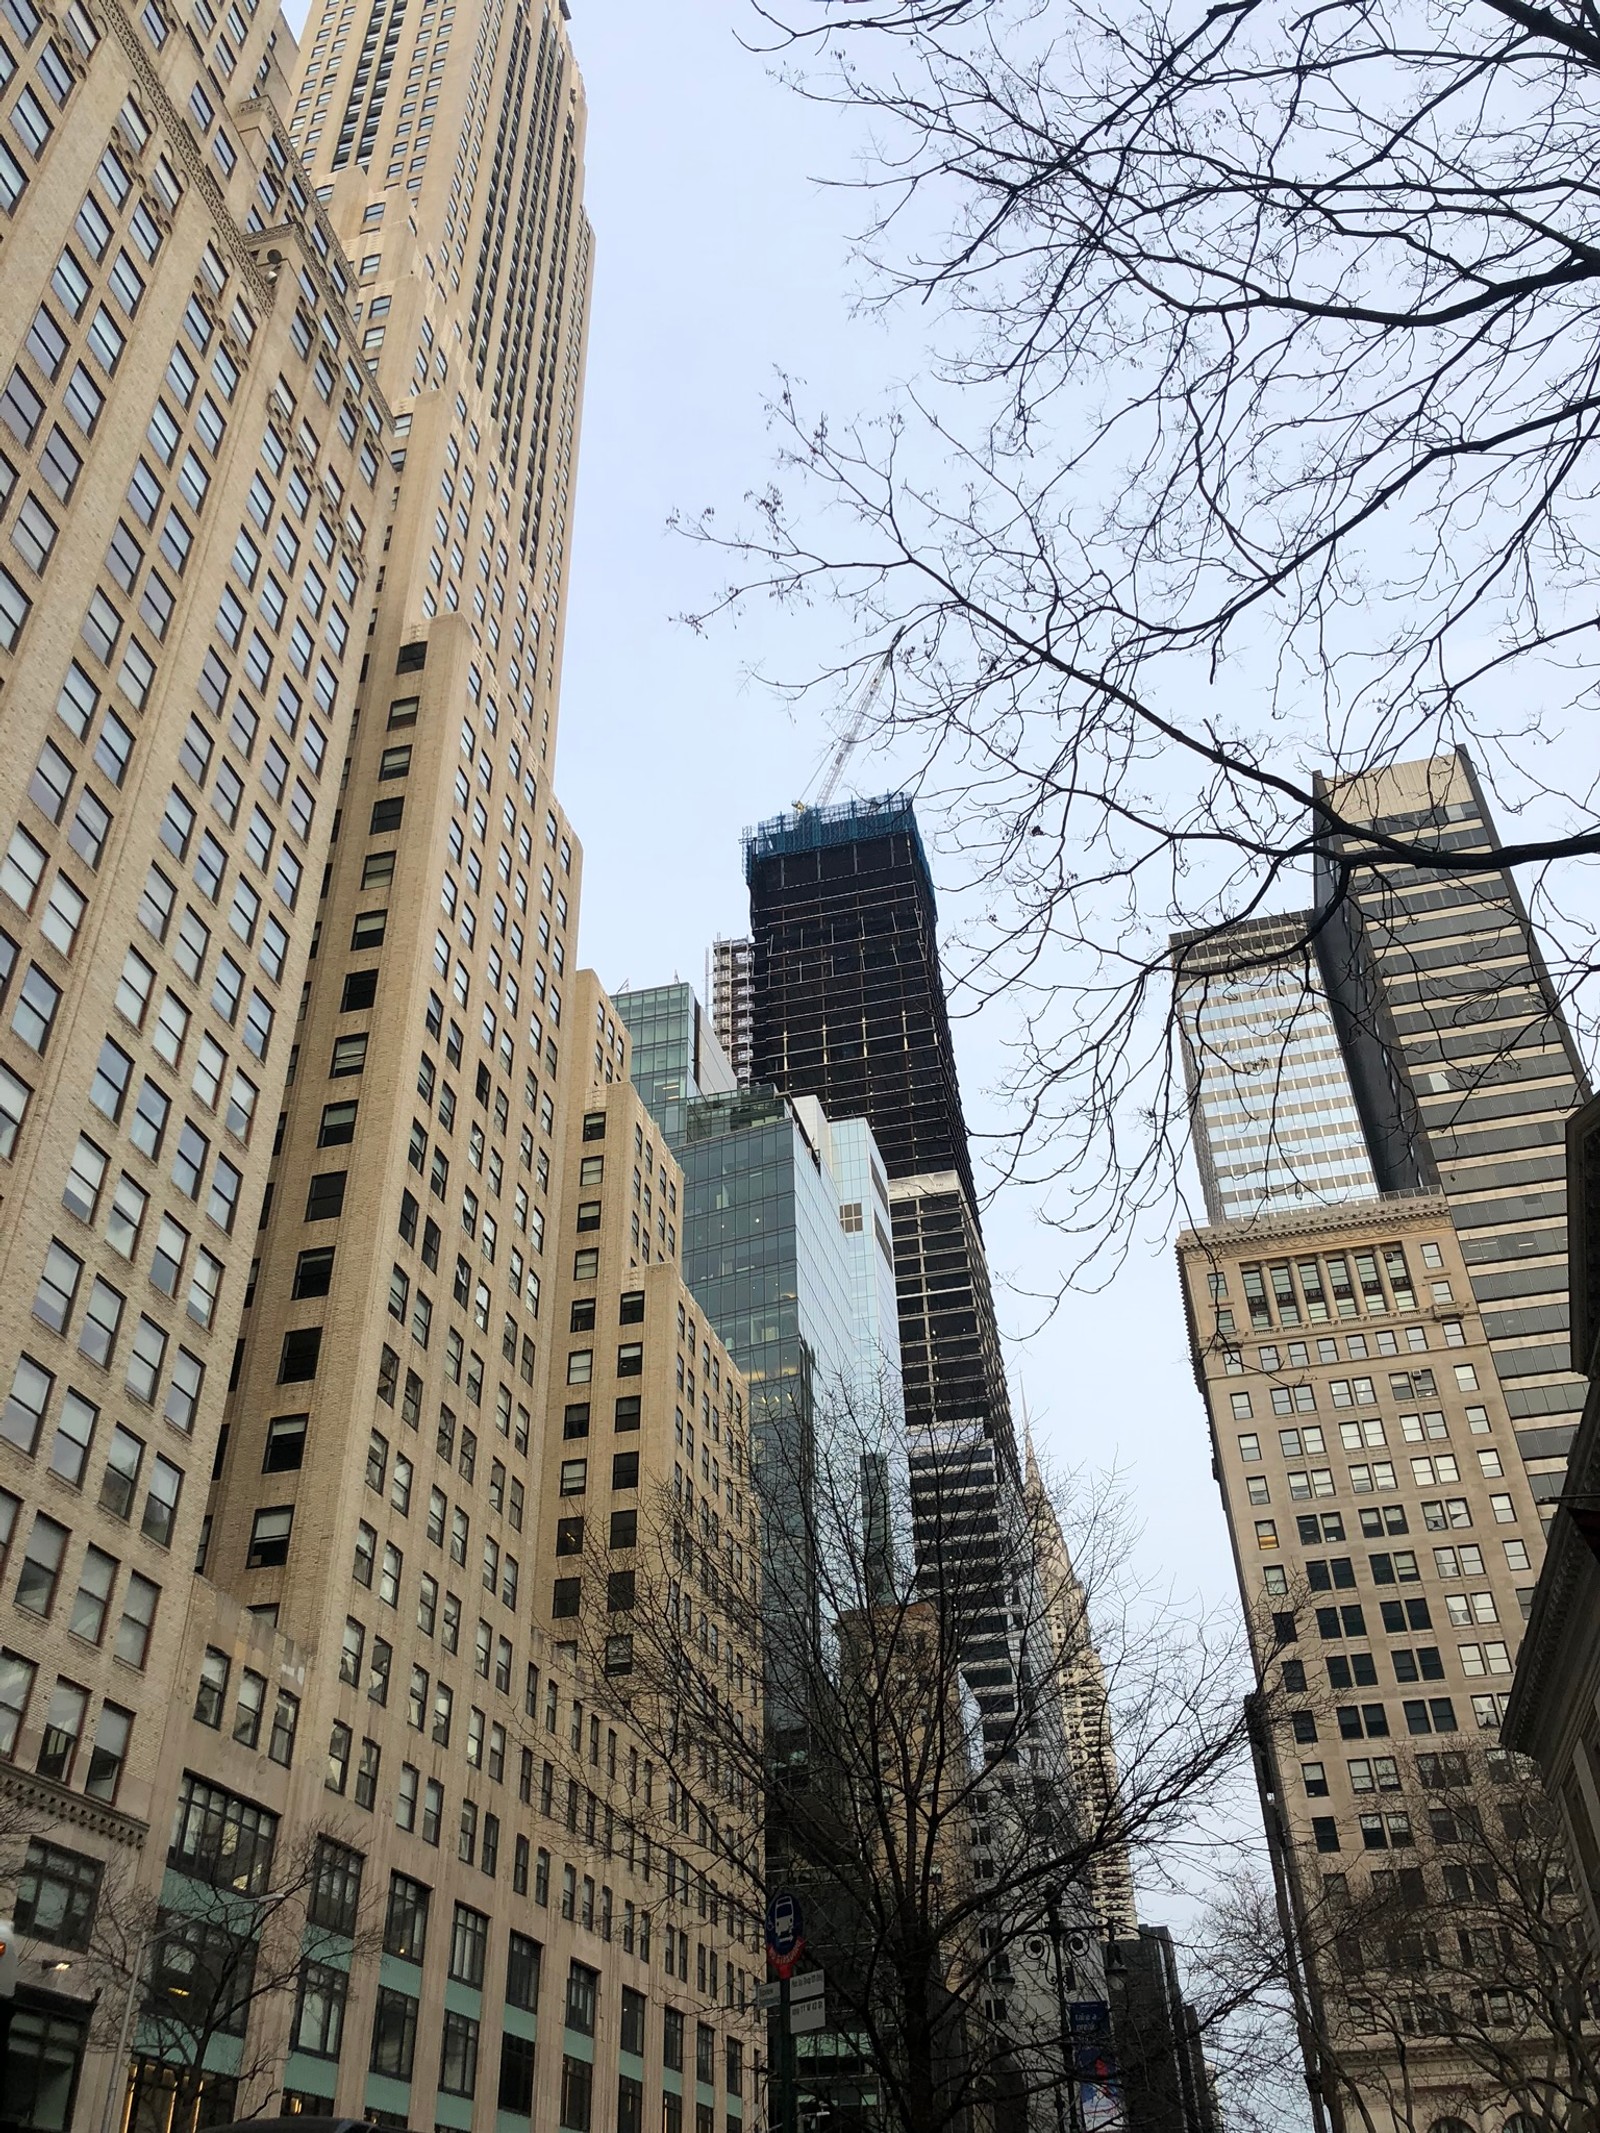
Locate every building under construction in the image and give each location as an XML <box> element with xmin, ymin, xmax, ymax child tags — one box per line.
<box><xmin>742</xmin><ymin>796</ymin><xmax>1020</xmax><ymax>1737</ymax></box>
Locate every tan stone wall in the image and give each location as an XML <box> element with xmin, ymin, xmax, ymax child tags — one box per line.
<box><xmin>1181</xmin><ymin>1197</ymin><xmax>1547</xmax><ymax>2114</ymax></box>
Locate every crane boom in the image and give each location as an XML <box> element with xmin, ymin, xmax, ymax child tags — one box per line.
<box><xmin>797</xmin><ymin>653</ymin><xmax>892</xmax><ymax>813</ymax></box>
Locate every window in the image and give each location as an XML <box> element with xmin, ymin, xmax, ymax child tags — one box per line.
<box><xmin>263</xmin><ymin>1412</ymin><xmax>307</xmax><ymax>1472</ymax></box>
<box><xmin>306</xmin><ymin>1169</ymin><xmax>347</xmax><ymax>1219</ymax></box>
<box><xmin>506</xmin><ymin>1928</ymin><xmax>542</xmax><ymax>2011</ymax></box>
<box><xmin>450</xmin><ymin>1900</ymin><xmax>489</xmax><ymax>1985</ymax></box>
<box><xmin>0</xmin><ymin>1351</ymin><xmax>52</xmax><ymax>1456</ymax></box>
<box><xmin>33</xmin><ymin>1238</ymin><xmax>82</xmax><ymax>1331</ymax></box>
<box><xmin>309</xmin><ymin>1836</ymin><xmax>363</xmax><ymax>1934</ymax></box>
<box><xmin>67</xmin><ymin>1543</ymin><xmax>115</xmax><ymax>1644</ymax></box>
<box><xmin>278</xmin><ymin>1327</ymin><xmax>321</xmax><ymax>1382</ymax></box>
<box><xmin>35</xmin><ymin>1679</ymin><xmax>88</xmax><ymax>1782</ymax></box>
<box><xmin>115</xmin><ymin>1571</ymin><xmax>158</xmax><ymax>1667</ymax></box>
<box><xmin>194</xmin><ymin>1647</ymin><xmax>229</xmax><ymax>1728</ymax></box>
<box><xmin>566</xmin><ymin>1959</ymin><xmax>599</xmax><ymax>2035</ymax></box>
<box><xmin>15</xmin><ymin>1512</ymin><xmax>67</xmax><ymax>1616</ymax></box>
<box><xmin>0</xmin><ymin>1060</ymin><xmax>30</xmax><ymax>1158</ymax></box>
<box><xmin>232</xmin><ymin>1670</ymin><xmax>266</xmax><ymax>1750</ymax></box>
<box><xmin>168</xmin><ymin>1771</ymin><xmax>279</xmax><ymax>1892</ymax></box>
<box><xmin>16</xmin><ymin>1838</ymin><xmax>101</xmax><ymax>1949</ymax></box>
<box><xmin>319</xmin><ymin>1100</ymin><xmax>357</xmax><ymax>1146</ymax></box>
<box><xmin>247</xmin><ymin>1504</ymin><xmax>291</xmax><ymax>1568</ymax></box>
<box><xmin>294</xmin><ymin>1959</ymin><xmax>347</xmax><ymax>2058</ymax></box>
<box><xmin>440</xmin><ymin>2008</ymin><xmax>479</xmax><ymax>2096</ymax></box>
<box><xmin>384</xmin><ymin>1872</ymin><xmax>430</xmax><ymax>1961</ymax></box>
<box><xmin>371</xmin><ymin>1987</ymin><xmax>418</xmax><ymax>2078</ymax></box>
<box><xmin>13</xmin><ymin>961</ymin><xmax>59</xmax><ymax>1050</ymax></box>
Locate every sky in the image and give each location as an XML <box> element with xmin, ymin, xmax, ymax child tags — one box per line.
<box><xmin>552</xmin><ymin>0</ymin><xmax>1251</xmax><ymax>1903</ymax></box>
<box><xmin>265</xmin><ymin>0</ymin><xmax>1291</xmax><ymax>2093</ymax></box>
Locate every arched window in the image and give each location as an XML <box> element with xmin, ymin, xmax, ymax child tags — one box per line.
<box><xmin>1503</xmin><ymin>2119</ymin><xmax>1539</xmax><ymax>2133</ymax></box>
<box><xmin>1428</xmin><ymin>2120</ymin><xmax>1475</xmax><ymax>2133</ymax></box>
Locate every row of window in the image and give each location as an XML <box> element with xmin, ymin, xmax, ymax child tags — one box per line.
<box><xmin>0</xmin><ymin>1646</ymin><xmax>129</xmax><ymax>1796</ymax></box>
<box><xmin>1237</xmin><ymin>1313</ymin><xmax>1459</xmax><ymax>1374</ymax></box>
<box><xmin>1249</xmin><ymin>1413</ymin><xmax>1493</xmax><ymax>1468</ymax></box>
<box><xmin>1229</xmin><ymin>1362</ymin><xmax>1480</xmax><ymax>1422</ymax></box>
<box><xmin>1211</xmin><ymin>1240</ymin><xmax>1443</xmax><ymax>1331</ymax></box>
<box><xmin>1281</xmin><ymin>1646</ymin><xmax>1511</xmax><ymax>1725</ymax></box>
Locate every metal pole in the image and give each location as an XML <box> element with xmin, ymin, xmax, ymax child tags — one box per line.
<box><xmin>779</xmin><ymin>1975</ymin><xmax>799</xmax><ymax>2133</ymax></box>
<box><xmin>1043</xmin><ymin>1893</ymin><xmax>1083</xmax><ymax>2133</ymax></box>
<box><xmin>96</xmin><ymin>1926</ymin><xmax>148</xmax><ymax>2133</ymax></box>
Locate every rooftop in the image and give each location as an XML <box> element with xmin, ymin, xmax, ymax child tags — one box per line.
<box><xmin>742</xmin><ymin>792</ymin><xmax>933</xmax><ymax>898</ymax></box>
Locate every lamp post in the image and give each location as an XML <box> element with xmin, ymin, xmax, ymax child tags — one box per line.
<box><xmin>95</xmin><ymin>1925</ymin><xmax>149</xmax><ymax>2133</ymax></box>
<box><xmin>1042</xmin><ymin>1891</ymin><xmax>1085</xmax><ymax>2133</ymax></box>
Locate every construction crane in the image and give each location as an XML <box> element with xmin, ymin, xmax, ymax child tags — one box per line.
<box><xmin>794</xmin><ymin>650</ymin><xmax>893</xmax><ymax>813</ymax></box>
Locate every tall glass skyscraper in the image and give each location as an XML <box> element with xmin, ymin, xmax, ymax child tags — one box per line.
<box><xmin>740</xmin><ymin>800</ymin><xmax>1116</xmax><ymax>2082</ymax></box>
<box><xmin>614</xmin><ymin>982</ymin><xmax>905</xmax><ymax>1730</ymax></box>
<box><xmin>1319</xmin><ymin>749</ymin><xmax>1590</xmax><ymax>1495</ymax></box>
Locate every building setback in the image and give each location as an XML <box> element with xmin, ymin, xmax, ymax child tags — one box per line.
<box><xmin>0</xmin><ymin>1</ymin><xmax>767</xmax><ymax>2129</ymax></box>
<box><xmin>707</xmin><ymin>937</ymin><xmax>752</xmax><ymax>1093</ymax></box>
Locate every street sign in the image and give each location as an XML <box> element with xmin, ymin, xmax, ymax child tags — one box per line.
<box><xmin>754</xmin><ymin>1981</ymin><xmax>782</xmax><ymax>2012</ymax></box>
<box><xmin>765</xmin><ymin>1891</ymin><xmax>806</xmax><ymax>1979</ymax></box>
<box><xmin>789</xmin><ymin>1970</ymin><xmax>824</xmax><ymax>2003</ymax></box>
<box><xmin>789</xmin><ymin>1993</ymin><xmax>826</xmax><ymax>2035</ymax></box>
<box><xmin>0</xmin><ymin>1921</ymin><xmax>14</xmax><ymax>2000</ymax></box>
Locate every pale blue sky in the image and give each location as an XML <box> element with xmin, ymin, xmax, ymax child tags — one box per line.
<box><xmin>278</xmin><ymin>0</ymin><xmax>1282</xmax><ymax>2046</ymax></box>
<box><xmin>554</xmin><ymin>4</ymin><xmax>1240</xmax><ymax>1657</ymax></box>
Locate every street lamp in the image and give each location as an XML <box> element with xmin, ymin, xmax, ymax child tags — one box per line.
<box><xmin>1042</xmin><ymin>1891</ymin><xmax>1085</xmax><ymax>2133</ymax></box>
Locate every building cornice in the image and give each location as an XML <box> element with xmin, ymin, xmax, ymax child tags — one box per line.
<box><xmin>1177</xmin><ymin>1189</ymin><xmax>1453</xmax><ymax>1254</ymax></box>
<box><xmin>0</xmin><ymin>1761</ymin><xmax>149</xmax><ymax>1848</ymax></box>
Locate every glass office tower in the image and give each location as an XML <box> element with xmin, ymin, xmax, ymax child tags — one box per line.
<box><xmin>615</xmin><ymin>983</ymin><xmax>905</xmax><ymax>1729</ymax></box>
<box><xmin>740</xmin><ymin>797</ymin><xmax>1025</xmax><ymax>1745</ymax></box>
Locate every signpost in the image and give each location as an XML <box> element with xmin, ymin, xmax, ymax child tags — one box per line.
<box><xmin>788</xmin><ymin>1970</ymin><xmax>826</xmax><ymax>2034</ymax></box>
<box><xmin>765</xmin><ymin>1891</ymin><xmax>805</xmax><ymax>1979</ymax></box>
<box><xmin>766</xmin><ymin>1894</ymin><xmax>806</xmax><ymax>2133</ymax></box>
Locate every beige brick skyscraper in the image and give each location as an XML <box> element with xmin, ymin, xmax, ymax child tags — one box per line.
<box><xmin>0</xmin><ymin>0</ymin><xmax>766</xmax><ymax>2127</ymax></box>
<box><xmin>0</xmin><ymin>0</ymin><xmax>379</xmax><ymax>2111</ymax></box>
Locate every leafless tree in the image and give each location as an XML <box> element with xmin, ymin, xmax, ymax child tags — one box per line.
<box><xmin>1189</xmin><ymin>1723</ymin><xmax>1600</xmax><ymax>2129</ymax></box>
<box><xmin>681</xmin><ymin>0</ymin><xmax>1600</xmax><ymax>1272</ymax></box>
<box><xmin>82</xmin><ymin>1819</ymin><xmax>381</xmax><ymax>2133</ymax></box>
<box><xmin>578</xmin><ymin>1392</ymin><xmax>1250</xmax><ymax>2133</ymax></box>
